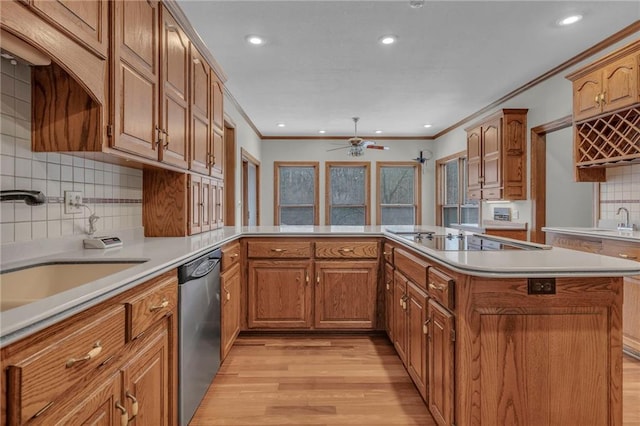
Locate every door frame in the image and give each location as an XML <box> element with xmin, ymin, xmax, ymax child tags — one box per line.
<box><xmin>223</xmin><ymin>116</ymin><xmax>237</xmax><ymax>226</ymax></box>
<box><xmin>241</xmin><ymin>148</ymin><xmax>260</xmax><ymax>226</ymax></box>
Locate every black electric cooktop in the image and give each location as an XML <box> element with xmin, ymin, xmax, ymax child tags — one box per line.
<box><xmin>391</xmin><ymin>231</ymin><xmax>539</xmax><ymax>251</ymax></box>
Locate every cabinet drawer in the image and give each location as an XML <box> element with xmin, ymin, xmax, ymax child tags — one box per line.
<box><xmin>383</xmin><ymin>242</ymin><xmax>394</xmax><ymax>264</ymax></box>
<box><xmin>428</xmin><ymin>268</ymin><xmax>455</xmax><ymax>310</ymax></box>
<box><xmin>482</xmin><ymin>188</ymin><xmax>502</xmax><ymax>200</ymax></box>
<box><xmin>7</xmin><ymin>305</ymin><xmax>126</xmax><ymax>424</ymax></box>
<box><xmin>547</xmin><ymin>233</ymin><xmax>604</xmax><ymax>254</ymax></box>
<box><xmin>125</xmin><ymin>274</ymin><xmax>177</xmax><ymax>340</ymax></box>
<box><xmin>315</xmin><ymin>240</ymin><xmax>378</xmax><ymax>259</ymax></box>
<box><xmin>247</xmin><ymin>241</ymin><xmax>311</xmax><ymax>258</ymax></box>
<box><xmin>394</xmin><ymin>248</ymin><xmax>429</xmax><ymax>290</ymax></box>
<box><xmin>222</xmin><ymin>241</ymin><xmax>241</xmax><ymax>271</ymax></box>
<box><xmin>602</xmin><ymin>239</ymin><xmax>640</xmax><ymax>262</ymax></box>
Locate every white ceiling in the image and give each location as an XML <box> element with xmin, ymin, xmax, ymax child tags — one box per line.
<box><xmin>177</xmin><ymin>1</ymin><xmax>639</xmax><ymax>138</ymax></box>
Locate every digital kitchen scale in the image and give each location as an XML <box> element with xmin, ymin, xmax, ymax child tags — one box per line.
<box><xmin>83</xmin><ymin>236</ymin><xmax>123</xmax><ymax>249</ymax></box>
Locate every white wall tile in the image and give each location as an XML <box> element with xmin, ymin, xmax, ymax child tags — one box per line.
<box><xmin>1</xmin><ymin>114</ymin><xmax>15</xmax><ymax>136</ymax></box>
<box><xmin>32</xmin><ymin>160</ymin><xmax>47</xmax><ymax>180</ymax></box>
<box><xmin>47</xmin><ymin>220</ymin><xmax>61</xmax><ymax>238</ymax></box>
<box><xmin>1</xmin><ymin>203</ymin><xmax>14</xmax><ymax>223</ymax></box>
<box><xmin>1</xmin><ymin>134</ymin><xmax>15</xmax><ymax>156</ymax></box>
<box><xmin>14</xmin><ymin>157</ymin><xmax>31</xmax><ymax>178</ymax></box>
<box><xmin>32</xmin><ymin>221</ymin><xmax>47</xmax><ymax>240</ymax></box>
<box><xmin>15</xmin><ymin>221</ymin><xmax>31</xmax><ymax>242</ymax></box>
<box><xmin>1</xmin><ymin>223</ymin><xmax>15</xmax><ymax>243</ymax></box>
<box><xmin>1</xmin><ymin>154</ymin><xmax>14</xmax><ymax>176</ymax></box>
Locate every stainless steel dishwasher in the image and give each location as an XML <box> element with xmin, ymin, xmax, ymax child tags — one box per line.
<box><xmin>178</xmin><ymin>248</ymin><xmax>222</xmax><ymax>425</ymax></box>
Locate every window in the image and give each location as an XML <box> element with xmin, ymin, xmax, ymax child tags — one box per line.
<box><xmin>437</xmin><ymin>153</ymin><xmax>480</xmax><ymax>227</ymax></box>
<box><xmin>326</xmin><ymin>162</ymin><xmax>370</xmax><ymax>225</ymax></box>
<box><xmin>274</xmin><ymin>162</ymin><xmax>319</xmax><ymax>225</ymax></box>
<box><xmin>376</xmin><ymin>162</ymin><xmax>421</xmax><ymax>225</ymax></box>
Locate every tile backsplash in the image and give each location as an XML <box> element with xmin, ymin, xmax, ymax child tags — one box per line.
<box><xmin>0</xmin><ymin>57</ymin><xmax>142</xmax><ymax>244</ymax></box>
<box><xmin>599</xmin><ymin>164</ymin><xmax>640</xmax><ymax>227</ymax></box>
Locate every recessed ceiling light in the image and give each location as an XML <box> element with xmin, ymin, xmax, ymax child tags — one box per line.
<box><xmin>409</xmin><ymin>0</ymin><xmax>425</xmax><ymax>9</ymax></box>
<box><xmin>246</xmin><ymin>35</ymin><xmax>264</xmax><ymax>45</ymax></box>
<box><xmin>557</xmin><ymin>14</ymin><xmax>582</xmax><ymax>26</ymax></box>
<box><xmin>375</xmin><ymin>130</ymin><xmax>383</xmax><ymax>134</ymax></box>
<box><xmin>277</xmin><ymin>123</ymin><xmax>286</xmax><ymax>128</ymax></box>
<box><xmin>318</xmin><ymin>130</ymin><xmax>326</xmax><ymax>134</ymax></box>
<box><xmin>379</xmin><ymin>35</ymin><xmax>397</xmax><ymax>45</ymax></box>
<box><xmin>423</xmin><ymin>124</ymin><xmax>432</xmax><ymax>128</ymax></box>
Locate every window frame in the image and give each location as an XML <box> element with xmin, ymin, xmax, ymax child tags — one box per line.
<box><xmin>375</xmin><ymin>161</ymin><xmax>421</xmax><ymax>226</ymax></box>
<box><xmin>436</xmin><ymin>151</ymin><xmax>481</xmax><ymax>227</ymax></box>
<box><xmin>274</xmin><ymin>161</ymin><xmax>320</xmax><ymax>225</ymax></box>
<box><xmin>325</xmin><ymin>161</ymin><xmax>371</xmax><ymax>226</ymax></box>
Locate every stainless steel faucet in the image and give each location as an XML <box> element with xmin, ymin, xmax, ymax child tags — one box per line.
<box><xmin>0</xmin><ymin>190</ymin><xmax>46</xmax><ymax>205</ymax></box>
<box><xmin>616</xmin><ymin>207</ymin><xmax>635</xmax><ymax>231</ymax></box>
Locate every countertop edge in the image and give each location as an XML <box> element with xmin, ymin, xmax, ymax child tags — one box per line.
<box><xmin>542</xmin><ymin>226</ymin><xmax>640</xmax><ymax>242</ymax></box>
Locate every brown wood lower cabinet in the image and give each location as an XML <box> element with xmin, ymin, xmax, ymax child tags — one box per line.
<box><xmin>384</xmin><ymin>262</ymin><xmax>394</xmax><ymax>340</ymax></box>
<box><xmin>0</xmin><ymin>271</ymin><xmax>178</xmax><ymax>426</ymax></box>
<box><xmin>221</xmin><ymin>262</ymin><xmax>241</xmax><ymax>361</ymax></box>
<box><xmin>247</xmin><ymin>260</ymin><xmax>313</xmax><ymax>328</ymax></box>
<box><xmin>392</xmin><ymin>270</ymin><xmax>408</xmax><ymax>365</ymax></box>
<box><xmin>428</xmin><ymin>299</ymin><xmax>454</xmax><ymax>426</ymax></box>
<box><xmin>314</xmin><ymin>260</ymin><xmax>377</xmax><ymax>329</ymax></box>
<box><xmin>407</xmin><ymin>282</ymin><xmax>429</xmax><ymax>402</ymax></box>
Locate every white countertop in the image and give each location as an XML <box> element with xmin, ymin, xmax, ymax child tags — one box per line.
<box><xmin>543</xmin><ymin>226</ymin><xmax>640</xmax><ymax>242</ymax></box>
<box><xmin>2</xmin><ymin>225</ymin><xmax>639</xmax><ymax>347</ymax></box>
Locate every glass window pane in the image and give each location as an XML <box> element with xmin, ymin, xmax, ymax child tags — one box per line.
<box><xmin>443</xmin><ymin>206</ymin><xmax>459</xmax><ymax>227</ymax></box>
<box><xmin>381</xmin><ymin>206</ymin><xmax>415</xmax><ymax>225</ymax></box>
<box><xmin>330</xmin><ymin>167</ymin><xmax>365</xmax><ymax>205</ymax></box>
<box><xmin>461</xmin><ymin>206</ymin><xmax>479</xmax><ymax>225</ymax></box>
<box><xmin>279</xmin><ymin>167</ymin><xmax>315</xmax><ymax>205</ymax></box>
<box><xmin>444</xmin><ymin>161</ymin><xmax>459</xmax><ymax>205</ymax></box>
<box><xmin>331</xmin><ymin>207</ymin><xmax>365</xmax><ymax>225</ymax></box>
<box><xmin>380</xmin><ymin>167</ymin><xmax>415</xmax><ymax>204</ymax></box>
<box><xmin>280</xmin><ymin>206</ymin><xmax>315</xmax><ymax>225</ymax></box>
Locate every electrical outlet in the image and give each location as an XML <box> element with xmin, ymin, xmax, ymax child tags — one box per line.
<box><xmin>512</xmin><ymin>209</ymin><xmax>519</xmax><ymax>219</ymax></box>
<box><xmin>64</xmin><ymin>191</ymin><xmax>83</xmax><ymax>214</ymax></box>
<box><xmin>527</xmin><ymin>278</ymin><xmax>556</xmax><ymax>295</ymax></box>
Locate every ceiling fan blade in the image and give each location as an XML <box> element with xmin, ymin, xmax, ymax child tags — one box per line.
<box><xmin>326</xmin><ymin>146</ymin><xmax>350</xmax><ymax>152</ymax></box>
<box><xmin>361</xmin><ymin>140</ymin><xmax>376</xmax><ymax>147</ymax></box>
<box><xmin>366</xmin><ymin>145</ymin><xmax>390</xmax><ymax>150</ymax></box>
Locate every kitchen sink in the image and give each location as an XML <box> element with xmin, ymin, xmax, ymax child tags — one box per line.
<box><xmin>0</xmin><ymin>260</ymin><xmax>147</xmax><ymax>311</ymax></box>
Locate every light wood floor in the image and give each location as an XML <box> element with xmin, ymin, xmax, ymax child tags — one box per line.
<box><xmin>191</xmin><ymin>335</ymin><xmax>640</xmax><ymax>425</ymax></box>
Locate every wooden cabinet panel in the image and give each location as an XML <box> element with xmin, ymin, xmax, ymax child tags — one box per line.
<box><xmin>315</xmin><ymin>240</ymin><xmax>378</xmax><ymax>259</ymax></box>
<box><xmin>466</xmin><ymin>127</ymin><xmax>482</xmax><ymax>195</ymax></box>
<box><xmin>211</xmin><ymin>130</ymin><xmax>224</xmax><ymax>179</ymax></box>
<box><xmin>190</xmin><ymin>47</ymin><xmax>211</xmax><ymax>175</ymax></box>
<box><xmin>573</xmin><ymin>72</ymin><xmax>603</xmax><ymax>122</ymax></box>
<box><xmin>159</xmin><ymin>8</ymin><xmax>189</xmax><ymax>169</ymax></box>
<box><xmin>428</xmin><ymin>268</ymin><xmax>455</xmax><ymax>310</ymax></box>
<box><xmin>393</xmin><ymin>270</ymin><xmax>408</xmax><ymax>365</ymax></box>
<box><xmin>384</xmin><ymin>263</ymin><xmax>394</xmax><ymax>340</ymax></box>
<box><xmin>623</xmin><ymin>276</ymin><xmax>640</xmax><ymax>357</ymax></box>
<box><xmin>247</xmin><ymin>260</ymin><xmax>312</xmax><ymax>328</ymax></box>
<box><xmin>221</xmin><ymin>241</ymin><xmax>241</xmax><ymax>271</ymax></box>
<box><xmin>383</xmin><ymin>242</ymin><xmax>394</xmax><ymax>264</ymax></box>
<box><xmin>314</xmin><ymin>261</ymin><xmax>377</xmax><ymax>329</ymax></box>
<box><xmin>602</xmin><ymin>55</ymin><xmax>638</xmax><ymax>114</ymax></box>
<box><xmin>214</xmin><ymin>179</ymin><xmax>224</xmax><ymax>228</ymax></box>
<box><xmin>602</xmin><ymin>238</ymin><xmax>640</xmax><ymax>261</ymax></box>
<box><xmin>221</xmin><ymin>264</ymin><xmax>241</xmax><ymax>361</ymax></box>
<box><xmin>125</xmin><ymin>274</ymin><xmax>177</xmax><ymax>340</ymax></box>
<box><xmin>201</xmin><ymin>178</ymin><xmax>214</xmax><ymax>231</ymax></box>
<box><xmin>247</xmin><ymin>241</ymin><xmax>312</xmax><ymax>258</ymax></box>
<box><xmin>212</xmin><ymin>74</ymin><xmax>224</xmax><ymax>131</ymax></box>
<box><xmin>32</xmin><ymin>0</ymin><xmax>108</xmax><ymax>57</ymax></box>
<box><xmin>407</xmin><ymin>283</ymin><xmax>428</xmax><ymax>402</ymax></box>
<box><xmin>188</xmin><ymin>175</ymin><xmax>202</xmax><ymax>235</ymax></box>
<box><xmin>428</xmin><ymin>300</ymin><xmax>454</xmax><ymax>426</ymax></box>
<box><xmin>394</xmin><ymin>248</ymin><xmax>429</xmax><ymax>291</ymax></box>
<box><xmin>7</xmin><ymin>306</ymin><xmax>125</xmax><ymax>424</ymax></box>
<box><xmin>121</xmin><ymin>328</ymin><xmax>170</xmax><ymax>426</ymax></box>
<box><xmin>111</xmin><ymin>0</ymin><xmax>160</xmax><ymax>160</ymax></box>
<box><xmin>481</xmin><ymin>119</ymin><xmax>501</xmax><ymax>189</ymax></box>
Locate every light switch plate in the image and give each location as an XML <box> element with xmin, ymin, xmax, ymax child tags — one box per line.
<box><xmin>64</xmin><ymin>191</ymin><xmax>83</xmax><ymax>214</ymax></box>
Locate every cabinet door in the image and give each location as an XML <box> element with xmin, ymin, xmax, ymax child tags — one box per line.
<box><xmin>32</xmin><ymin>0</ymin><xmax>108</xmax><ymax>57</ymax></box>
<box><xmin>384</xmin><ymin>263</ymin><xmax>394</xmax><ymax>340</ymax></box>
<box><xmin>190</xmin><ymin>48</ymin><xmax>211</xmax><ymax>175</ymax></box>
<box><xmin>466</xmin><ymin>126</ymin><xmax>482</xmax><ymax>199</ymax></box>
<box><xmin>211</xmin><ymin>129</ymin><xmax>224</xmax><ymax>179</ymax></box>
<box><xmin>111</xmin><ymin>0</ymin><xmax>160</xmax><ymax>160</ymax></box>
<box><xmin>221</xmin><ymin>264</ymin><xmax>241</xmax><ymax>361</ymax></box>
<box><xmin>212</xmin><ymin>74</ymin><xmax>224</xmax><ymax>131</ymax></box>
<box><xmin>314</xmin><ymin>261</ymin><xmax>378</xmax><ymax>329</ymax></box>
<box><xmin>393</xmin><ymin>270</ymin><xmax>408</xmax><ymax>365</ymax></box>
<box><xmin>428</xmin><ymin>300</ymin><xmax>454</xmax><ymax>426</ymax></box>
<box><xmin>407</xmin><ymin>283</ymin><xmax>428</xmax><ymax>402</ymax></box>
<box><xmin>623</xmin><ymin>276</ymin><xmax>640</xmax><ymax>356</ymax></box>
<box><xmin>121</xmin><ymin>329</ymin><xmax>170</xmax><ymax>426</ymax></box>
<box><xmin>214</xmin><ymin>179</ymin><xmax>224</xmax><ymax>228</ymax></box>
<box><xmin>573</xmin><ymin>71</ymin><xmax>603</xmax><ymax>121</ymax></box>
<box><xmin>248</xmin><ymin>260</ymin><xmax>312</xmax><ymax>328</ymax></box>
<box><xmin>188</xmin><ymin>175</ymin><xmax>202</xmax><ymax>235</ymax></box>
<box><xmin>30</xmin><ymin>371</ymin><xmax>122</xmax><ymax>426</ymax></box>
<box><xmin>201</xmin><ymin>178</ymin><xmax>213</xmax><ymax>232</ymax></box>
<box><xmin>602</xmin><ymin>55</ymin><xmax>638</xmax><ymax>114</ymax></box>
<box><xmin>159</xmin><ymin>8</ymin><xmax>189</xmax><ymax>169</ymax></box>
<box><xmin>481</xmin><ymin>118</ymin><xmax>501</xmax><ymax>190</ymax></box>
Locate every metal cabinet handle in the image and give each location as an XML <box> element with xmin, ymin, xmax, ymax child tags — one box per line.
<box><xmin>423</xmin><ymin>319</ymin><xmax>431</xmax><ymax>335</ymax></box>
<box><xmin>230</xmin><ymin>253</ymin><xmax>239</xmax><ymax>258</ymax></box>
<box><xmin>600</xmin><ymin>91</ymin><xmax>607</xmax><ymax>105</ymax></box>
<box><xmin>316</xmin><ymin>274</ymin><xmax>320</xmax><ymax>285</ymax></box>
<box><xmin>271</xmin><ymin>248</ymin><xmax>287</xmax><ymax>253</ymax></box>
<box><xmin>66</xmin><ymin>341</ymin><xmax>102</xmax><ymax>368</ymax></box>
<box><xmin>305</xmin><ymin>273</ymin><xmax>310</xmax><ymax>284</ymax></box>
<box><xmin>619</xmin><ymin>253</ymin><xmax>638</xmax><ymax>260</ymax></box>
<box><xmin>595</xmin><ymin>94</ymin><xmax>601</xmax><ymax>107</ymax></box>
<box><xmin>386</xmin><ymin>282</ymin><xmax>390</xmax><ymax>291</ymax></box>
<box><xmin>115</xmin><ymin>401</ymin><xmax>128</xmax><ymax>426</ymax></box>
<box><xmin>225</xmin><ymin>289</ymin><xmax>231</xmax><ymax>301</ymax></box>
<box><xmin>339</xmin><ymin>248</ymin><xmax>354</xmax><ymax>253</ymax></box>
<box><xmin>33</xmin><ymin>401</ymin><xmax>54</xmax><ymax>418</ymax></box>
<box><xmin>149</xmin><ymin>298</ymin><xmax>169</xmax><ymax>312</ymax></box>
<box><xmin>163</xmin><ymin>130</ymin><xmax>170</xmax><ymax>150</ymax></box>
<box><xmin>429</xmin><ymin>282</ymin><xmax>445</xmax><ymax>292</ymax></box>
<box><xmin>193</xmin><ymin>57</ymin><xmax>201</xmax><ymax>65</ymax></box>
<box><xmin>126</xmin><ymin>392</ymin><xmax>139</xmax><ymax>417</ymax></box>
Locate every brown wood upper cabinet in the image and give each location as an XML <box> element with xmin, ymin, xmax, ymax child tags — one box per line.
<box><xmin>465</xmin><ymin>109</ymin><xmax>527</xmax><ymax>201</ymax></box>
<box><xmin>190</xmin><ymin>47</ymin><xmax>212</xmax><ymax>175</ymax></box>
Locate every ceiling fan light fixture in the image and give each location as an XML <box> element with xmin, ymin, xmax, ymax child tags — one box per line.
<box><xmin>348</xmin><ymin>145</ymin><xmax>364</xmax><ymax>157</ymax></box>
<box><xmin>379</xmin><ymin>35</ymin><xmax>397</xmax><ymax>45</ymax></box>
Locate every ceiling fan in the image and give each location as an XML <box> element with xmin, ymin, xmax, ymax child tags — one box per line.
<box><xmin>327</xmin><ymin>117</ymin><xmax>390</xmax><ymax>157</ymax></box>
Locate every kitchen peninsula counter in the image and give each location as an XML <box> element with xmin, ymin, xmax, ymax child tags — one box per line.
<box><xmin>2</xmin><ymin>225</ymin><xmax>639</xmax><ymax>347</ymax></box>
